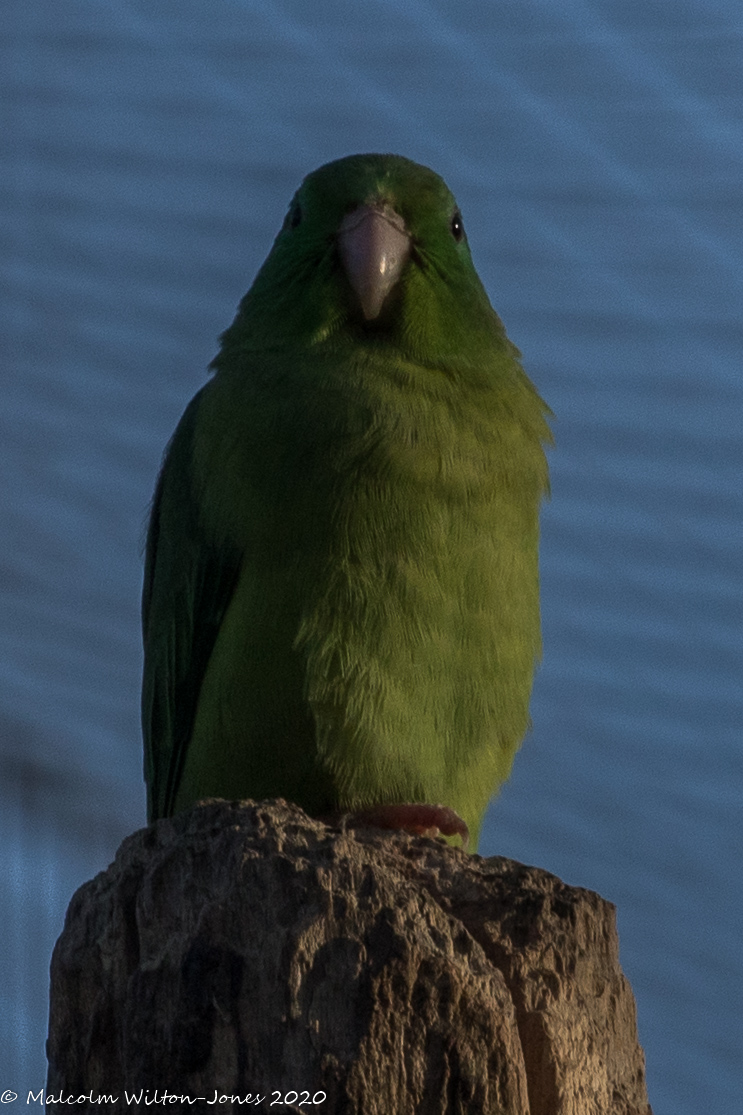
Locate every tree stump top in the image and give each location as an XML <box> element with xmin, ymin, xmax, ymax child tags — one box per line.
<box><xmin>47</xmin><ymin>799</ymin><xmax>652</xmax><ymax>1115</ymax></box>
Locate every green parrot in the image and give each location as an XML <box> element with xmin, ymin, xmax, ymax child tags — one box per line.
<box><xmin>142</xmin><ymin>153</ymin><xmax>551</xmax><ymax>851</ymax></box>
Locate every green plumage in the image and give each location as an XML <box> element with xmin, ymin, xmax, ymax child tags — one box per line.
<box><xmin>142</xmin><ymin>154</ymin><xmax>551</xmax><ymax>850</ymax></box>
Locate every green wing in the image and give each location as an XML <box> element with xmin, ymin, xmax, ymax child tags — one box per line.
<box><xmin>141</xmin><ymin>388</ymin><xmax>243</xmax><ymax>821</ymax></box>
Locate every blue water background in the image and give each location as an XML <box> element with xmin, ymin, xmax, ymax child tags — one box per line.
<box><xmin>2</xmin><ymin>2</ymin><xmax>741</xmax><ymax>1110</ymax></box>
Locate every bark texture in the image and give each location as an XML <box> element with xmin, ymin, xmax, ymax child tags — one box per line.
<box><xmin>47</xmin><ymin>799</ymin><xmax>653</xmax><ymax>1114</ymax></box>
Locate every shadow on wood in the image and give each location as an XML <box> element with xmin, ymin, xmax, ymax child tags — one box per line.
<box><xmin>47</xmin><ymin>799</ymin><xmax>653</xmax><ymax>1114</ymax></box>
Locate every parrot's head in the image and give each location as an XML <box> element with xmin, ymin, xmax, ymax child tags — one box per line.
<box><xmin>216</xmin><ymin>154</ymin><xmax>514</xmax><ymax>372</ymax></box>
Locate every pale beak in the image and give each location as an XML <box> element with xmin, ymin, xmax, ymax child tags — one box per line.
<box><xmin>337</xmin><ymin>203</ymin><xmax>411</xmax><ymax>321</ymax></box>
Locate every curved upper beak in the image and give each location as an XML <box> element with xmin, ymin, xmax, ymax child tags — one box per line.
<box><xmin>337</xmin><ymin>203</ymin><xmax>411</xmax><ymax>321</ymax></box>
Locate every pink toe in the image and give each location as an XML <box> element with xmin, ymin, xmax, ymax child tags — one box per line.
<box><xmin>349</xmin><ymin>803</ymin><xmax>469</xmax><ymax>850</ymax></box>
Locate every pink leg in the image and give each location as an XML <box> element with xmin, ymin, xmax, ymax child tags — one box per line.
<box><xmin>345</xmin><ymin>803</ymin><xmax>469</xmax><ymax>851</ymax></box>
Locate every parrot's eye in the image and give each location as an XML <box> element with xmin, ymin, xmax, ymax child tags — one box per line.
<box><xmin>450</xmin><ymin>209</ymin><xmax>464</xmax><ymax>242</ymax></box>
<box><xmin>287</xmin><ymin>203</ymin><xmax>303</xmax><ymax>230</ymax></box>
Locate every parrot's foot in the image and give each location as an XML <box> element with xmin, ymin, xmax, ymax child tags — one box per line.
<box><xmin>340</xmin><ymin>803</ymin><xmax>469</xmax><ymax>851</ymax></box>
